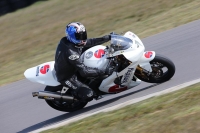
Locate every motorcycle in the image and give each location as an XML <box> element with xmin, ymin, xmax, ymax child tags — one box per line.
<box><xmin>24</xmin><ymin>31</ymin><xmax>175</xmax><ymax>112</ymax></box>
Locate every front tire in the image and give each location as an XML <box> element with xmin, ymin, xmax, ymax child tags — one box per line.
<box><xmin>44</xmin><ymin>86</ymin><xmax>88</xmax><ymax>112</ymax></box>
<box><xmin>136</xmin><ymin>54</ymin><xmax>175</xmax><ymax>83</ymax></box>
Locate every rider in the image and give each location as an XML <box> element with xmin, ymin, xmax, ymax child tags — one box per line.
<box><xmin>54</xmin><ymin>22</ymin><xmax>111</xmax><ymax>102</ymax></box>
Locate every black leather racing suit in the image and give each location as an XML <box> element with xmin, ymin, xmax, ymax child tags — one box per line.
<box><xmin>54</xmin><ymin>35</ymin><xmax>110</xmax><ymax>100</ymax></box>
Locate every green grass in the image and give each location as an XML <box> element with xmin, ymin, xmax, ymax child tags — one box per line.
<box><xmin>42</xmin><ymin>83</ymin><xmax>200</xmax><ymax>133</ymax></box>
<box><xmin>1</xmin><ymin>0</ymin><xmax>200</xmax><ymax>86</ymax></box>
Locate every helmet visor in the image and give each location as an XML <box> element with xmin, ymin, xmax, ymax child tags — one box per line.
<box><xmin>75</xmin><ymin>31</ymin><xmax>87</xmax><ymax>41</ymax></box>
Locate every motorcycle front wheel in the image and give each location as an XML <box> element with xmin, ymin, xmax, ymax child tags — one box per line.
<box><xmin>135</xmin><ymin>54</ymin><xmax>175</xmax><ymax>83</ymax></box>
<box><xmin>44</xmin><ymin>86</ymin><xmax>88</xmax><ymax>112</ymax></box>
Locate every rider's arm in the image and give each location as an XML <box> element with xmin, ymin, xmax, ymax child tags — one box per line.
<box><xmin>85</xmin><ymin>35</ymin><xmax>111</xmax><ymax>48</ymax></box>
<box><xmin>67</xmin><ymin>50</ymin><xmax>104</xmax><ymax>77</ymax></box>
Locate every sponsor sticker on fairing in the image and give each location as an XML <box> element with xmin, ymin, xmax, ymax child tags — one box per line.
<box><xmin>85</xmin><ymin>51</ymin><xmax>93</xmax><ymax>59</ymax></box>
<box><xmin>108</xmin><ymin>85</ymin><xmax>127</xmax><ymax>93</ymax></box>
<box><xmin>40</xmin><ymin>65</ymin><xmax>50</xmax><ymax>74</ymax></box>
<box><xmin>94</xmin><ymin>49</ymin><xmax>105</xmax><ymax>58</ymax></box>
<box><xmin>122</xmin><ymin>68</ymin><xmax>134</xmax><ymax>83</ymax></box>
<box><xmin>144</xmin><ymin>51</ymin><xmax>153</xmax><ymax>58</ymax></box>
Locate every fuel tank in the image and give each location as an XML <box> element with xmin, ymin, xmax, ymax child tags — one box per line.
<box><xmin>82</xmin><ymin>45</ymin><xmax>109</xmax><ymax>69</ymax></box>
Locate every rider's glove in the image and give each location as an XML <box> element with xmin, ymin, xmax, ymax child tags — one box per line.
<box><xmin>103</xmin><ymin>32</ymin><xmax>118</xmax><ymax>41</ymax></box>
<box><xmin>103</xmin><ymin>35</ymin><xmax>111</xmax><ymax>40</ymax></box>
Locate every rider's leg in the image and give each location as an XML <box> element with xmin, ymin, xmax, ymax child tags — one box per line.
<box><xmin>61</xmin><ymin>75</ymin><xmax>94</xmax><ymax>102</ymax></box>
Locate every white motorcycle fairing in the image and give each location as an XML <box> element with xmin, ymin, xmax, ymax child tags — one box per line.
<box><xmin>82</xmin><ymin>45</ymin><xmax>109</xmax><ymax>69</ymax></box>
<box><xmin>24</xmin><ymin>61</ymin><xmax>60</xmax><ymax>86</ymax></box>
<box><xmin>23</xmin><ymin>30</ymin><xmax>176</xmax><ymax>113</ymax></box>
<box><xmin>83</xmin><ymin>31</ymin><xmax>156</xmax><ymax>93</ymax></box>
<box><xmin>24</xmin><ymin>31</ymin><xmax>156</xmax><ymax>93</ymax></box>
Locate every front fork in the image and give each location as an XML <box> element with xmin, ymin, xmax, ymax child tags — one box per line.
<box><xmin>135</xmin><ymin>65</ymin><xmax>151</xmax><ymax>80</ymax></box>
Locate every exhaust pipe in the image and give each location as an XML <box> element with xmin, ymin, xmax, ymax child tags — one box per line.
<box><xmin>32</xmin><ymin>91</ymin><xmax>74</xmax><ymax>101</ymax></box>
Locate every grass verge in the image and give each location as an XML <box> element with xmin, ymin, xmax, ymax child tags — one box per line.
<box><xmin>42</xmin><ymin>83</ymin><xmax>200</xmax><ymax>133</ymax></box>
<box><xmin>0</xmin><ymin>0</ymin><xmax>200</xmax><ymax>86</ymax></box>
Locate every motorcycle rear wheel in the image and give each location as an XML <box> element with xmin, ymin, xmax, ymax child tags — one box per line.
<box><xmin>135</xmin><ymin>54</ymin><xmax>175</xmax><ymax>83</ymax></box>
<box><xmin>44</xmin><ymin>86</ymin><xmax>88</xmax><ymax>112</ymax></box>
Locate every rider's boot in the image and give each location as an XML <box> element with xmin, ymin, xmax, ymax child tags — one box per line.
<box><xmin>71</xmin><ymin>87</ymin><xmax>94</xmax><ymax>102</ymax></box>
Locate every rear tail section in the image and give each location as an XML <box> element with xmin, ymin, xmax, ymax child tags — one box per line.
<box><xmin>24</xmin><ymin>61</ymin><xmax>60</xmax><ymax>86</ymax></box>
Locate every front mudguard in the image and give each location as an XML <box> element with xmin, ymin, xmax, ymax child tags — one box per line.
<box><xmin>138</xmin><ymin>51</ymin><xmax>156</xmax><ymax>72</ymax></box>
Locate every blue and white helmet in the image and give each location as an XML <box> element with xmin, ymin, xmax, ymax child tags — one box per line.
<box><xmin>65</xmin><ymin>22</ymin><xmax>87</xmax><ymax>45</ymax></box>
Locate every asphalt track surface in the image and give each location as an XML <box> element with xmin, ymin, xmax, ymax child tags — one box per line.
<box><xmin>1</xmin><ymin>19</ymin><xmax>200</xmax><ymax>133</ymax></box>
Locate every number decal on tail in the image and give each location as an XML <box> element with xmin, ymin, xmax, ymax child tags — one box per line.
<box><xmin>40</xmin><ymin>65</ymin><xmax>50</xmax><ymax>74</ymax></box>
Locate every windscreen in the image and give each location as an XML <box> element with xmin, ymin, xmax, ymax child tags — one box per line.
<box><xmin>110</xmin><ymin>35</ymin><xmax>132</xmax><ymax>51</ymax></box>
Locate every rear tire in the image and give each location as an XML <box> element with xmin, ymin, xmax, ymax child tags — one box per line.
<box><xmin>44</xmin><ymin>86</ymin><xmax>88</xmax><ymax>112</ymax></box>
<box><xmin>136</xmin><ymin>54</ymin><xmax>175</xmax><ymax>83</ymax></box>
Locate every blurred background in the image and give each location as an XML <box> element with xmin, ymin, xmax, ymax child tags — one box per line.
<box><xmin>0</xmin><ymin>0</ymin><xmax>41</xmax><ymax>16</ymax></box>
<box><xmin>1</xmin><ymin>1</ymin><xmax>200</xmax><ymax>133</ymax></box>
<box><xmin>0</xmin><ymin>0</ymin><xmax>200</xmax><ymax>86</ymax></box>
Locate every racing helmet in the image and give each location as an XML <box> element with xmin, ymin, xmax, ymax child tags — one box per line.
<box><xmin>65</xmin><ymin>22</ymin><xmax>87</xmax><ymax>45</ymax></box>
